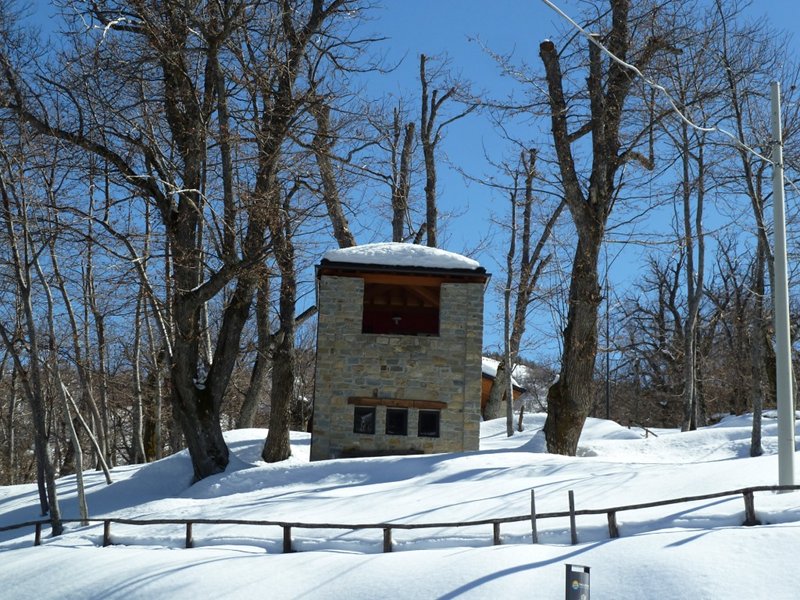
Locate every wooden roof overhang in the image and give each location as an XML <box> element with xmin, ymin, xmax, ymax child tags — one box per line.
<box><xmin>316</xmin><ymin>260</ymin><xmax>491</xmax><ymax>288</ymax></box>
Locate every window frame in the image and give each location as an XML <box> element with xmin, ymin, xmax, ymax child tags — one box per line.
<box><xmin>361</xmin><ymin>281</ymin><xmax>441</xmax><ymax>336</ymax></box>
<box><xmin>417</xmin><ymin>410</ymin><xmax>441</xmax><ymax>438</ymax></box>
<box><xmin>385</xmin><ymin>408</ymin><xmax>409</xmax><ymax>436</ymax></box>
<box><xmin>353</xmin><ymin>406</ymin><xmax>376</xmax><ymax>434</ymax></box>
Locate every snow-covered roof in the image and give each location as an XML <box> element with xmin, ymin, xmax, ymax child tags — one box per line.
<box><xmin>322</xmin><ymin>242</ymin><xmax>483</xmax><ymax>272</ymax></box>
<box><xmin>481</xmin><ymin>356</ymin><xmax>523</xmax><ymax>389</ymax></box>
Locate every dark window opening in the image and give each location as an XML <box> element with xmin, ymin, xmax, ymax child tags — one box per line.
<box><xmin>385</xmin><ymin>408</ymin><xmax>408</xmax><ymax>436</ymax></box>
<box><xmin>353</xmin><ymin>406</ymin><xmax>376</xmax><ymax>434</ymax></box>
<box><xmin>418</xmin><ymin>410</ymin><xmax>441</xmax><ymax>438</ymax></box>
<box><xmin>362</xmin><ymin>282</ymin><xmax>440</xmax><ymax>336</ymax></box>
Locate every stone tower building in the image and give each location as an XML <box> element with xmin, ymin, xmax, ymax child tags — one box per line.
<box><xmin>310</xmin><ymin>243</ymin><xmax>490</xmax><ymax>461</ymax></box>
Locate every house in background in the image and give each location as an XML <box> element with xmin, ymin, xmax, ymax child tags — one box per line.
<box><xmin>480</xmin><ymin>357</ymin><xmax>527</xmax><ymax>415</ymax></box>
<box><xmin>310</xmin><ymin>243</ymin><xmax>490</xmax><ymax>460</ymax></box>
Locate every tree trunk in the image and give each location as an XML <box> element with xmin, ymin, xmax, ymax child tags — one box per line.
<box><xmin>420</xmin><ymin>54</ymin><xmax>438</xmax><ymax>248</ymax></box>
<box><xmin>262</xmin><ymin>248</ymin><xmax>296</xmax><ymax>463</ymax></box>
<box><xmin>132</xmin><ymin>291</ymin><xmax>147</xmax><ymax>463</ymax></box>
<box><xmin>143</xmin><ymin>305</ymin><xmax>165</xmax><ymax>461</ymax></box>
<box><xmin>6</xmin><ymin>367</ymin><xmax>16</xmax><ymax>485</ymax></box>
<box><xmin>749</xmin><ymin>239</ymin><xmax>767</xmax><ymax>456</ymax></box>
<box><xmin>239</xmin><ymin>277</ymin><xmax>271</xmax><ymax>429</ymax></box>
<box><xmin>417</xmin><ymin>54</ymin><xmax>474</xmax><ymax>248</ymax></box>
<box><xmin>680</xmin><ymin>129</ymin><xmax>706</xmax><ymax>432</ymax></box>
<box><xmin>484</xmin><ymin>361</ymin><xmax>507</xmax><ymax>421</ymax></box>
<box><xmin>391</xmin><ymin>110</ymin><xmax>415</xmax><ymax>243</ymax></box>
<box><xmin>60</xmin><ymin>385</ymin><xmax>89</xmax><ymax>525</ymax></box>
<box><xmin>85</xmin><ymin>230</ymin><xmax>113</xmax><ymax>467</ymax></box>
<box><xmin>544</xmin><ymin>233</ymin><xmax>603</xmax><ymax>454</ymax></box>
<box><xmin>504</xmin><ymin>178</ymin><xmax>517</xmax><ymax>436</ymax></box>
<box><xmin>538</xmin><ymin>0</ymin><xmax>660</xmax><ymax>454</ymax></box>
<box><xmin>311</xmin><ymin>99</ymin><xmax>357</xmax><ymax>248</ymax></box>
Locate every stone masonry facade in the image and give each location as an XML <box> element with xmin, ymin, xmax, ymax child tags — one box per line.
<box><xmin>310</xmin><ymin>275</ymin><xmax>485</xmax><ymax>460</ymax></box>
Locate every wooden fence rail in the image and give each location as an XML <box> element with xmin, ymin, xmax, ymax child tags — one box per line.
<box><xmin>2</xmin><ymin>484</ymin><xmax>797</xmax><ymax>553</ymax></box>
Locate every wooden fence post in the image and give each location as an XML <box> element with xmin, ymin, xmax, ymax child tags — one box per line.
<box><xmin>743</xmin><ymin>490</ymin><xmax>759</xmax><ymax>526</ymax></box>
<box><xmin>185</xmin><ymin>522</ymin><xmax>194</xmax><ymax>548</ymax></box>
<box><xmin>492</xmin><ymin>521</ymin><xmax>501</xmax><ymax>545</ymax></box>
<box><xmin>283</xmin><ymin>526</ymin><xmax>292</xmax><ymax>553</ymax></box>
<box><xmin>568</xmin><ymin>490</ymin><xmax>578</xmax><ymax>545</ymax></box>
<box><xmin>607</xmin><ymin>511</ymin><xmax>619</xmax><ymax>538</ymax></box>
<box><xmin>103</xmin><ymin>521</ymin><xmax>111</xmax><ymax>547</ymax></box>
<box><xmin>530</xmin><ymin>489</ymin><xmax>538</xmax><ymax>544</ymax></box>
<box><xmin>383</xmin><ymin>528</ymin><xmax>392</xmax><ymax>553</ymax></box>
<box><xmin>34</xmin><ymin>522</ymin><xmax>42</xmax><ymax>546</ymax></box>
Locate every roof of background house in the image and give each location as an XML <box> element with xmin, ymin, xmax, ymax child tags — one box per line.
<box><xmin>481</xmin><ymin>356</ymin><xmax>525</xmax><ymax>391</ymax></box>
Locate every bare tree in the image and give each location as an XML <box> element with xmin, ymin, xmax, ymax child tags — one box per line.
<box><xmin>310</xmin><ymin>96</ymin><xmax>358</xmax><ymax>248</ymax></box>
<box><xmin>715</xmin><ymin>0</ymin><xmax>800</xmax><ymax>451</ymax></box>
<box><xmin>0</xmin><ymin>137</ymin><xmax>62</xmax><ymax>534</ymax></box>
<box><xmin>539</xmin><ymin>0</ymin><xmax>671</xmax><ymax>454</ymax></box>
<box><xmin>657</xmin><ymin>17</ymin><xmax>722</xmax><ymax>430</ymax></box>
<box><xmin>485</xmin><ymin>149</ymin><xmax>564</xmax><ymax>425</ymax></box>
<box><xmin>419</xmin><ymin>54</ymin><xmax>475</xmax><ymax>247</ymax></box>
<box><xmin>391</xmin><ymin>107</ymin><xmax>416</xmax><ymax>242</ymax></box>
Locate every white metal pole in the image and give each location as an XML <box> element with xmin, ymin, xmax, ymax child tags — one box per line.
<box><xmin>770</xmin><ymin>81</ymin><xmax>796</xmax><ymax>488</ymax></box>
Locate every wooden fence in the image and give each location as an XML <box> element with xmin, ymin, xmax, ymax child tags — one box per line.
<box><xmin>2</xmin><ymin>484</ymin><xmax>798</xmax><ymax>552</ymax></box>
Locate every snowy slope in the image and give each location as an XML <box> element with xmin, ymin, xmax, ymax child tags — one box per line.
<box><xmin>1</xmin><ymin>414</ymin><xmax>799</xmax><ymax>599</ymax></box>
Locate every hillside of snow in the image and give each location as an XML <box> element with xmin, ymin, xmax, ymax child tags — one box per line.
<box><xmin>1</xmin><ymin>413</ymin><xmax>799</xmax><ymax>599</ymax></box>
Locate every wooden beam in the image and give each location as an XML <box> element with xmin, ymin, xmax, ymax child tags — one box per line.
<box><xmin>607</xmin><ymin>511</ymin><xmax>619</xmax><ymax>538</ymax></box>
<box><xmin>283</xmin><ymin>526</ymin><xmax>293</xmax><ymax>553</ymax></box>
<box><xmin>407</xmin><ymin>285</ymin><xmax>440</xmax><ymax>306</ymax></box>
<box><xmin>348</xmin><ymin>397</ymin><xmax>447</xmax><ymax>410</ymax></box>
<box><xmin>383</xmin><ymin>527</ymin><xmax>393</xmax><ymax>553</ymax></box>
<box><xmin>742</xmin><ymin>491</ymin><xmax>760</xmax><ymax>526</ymax></box>
<box><xmin>569</xmin><ymin>490</ymin><xmax>578</xmax><ymax>545</ymax></box>
<box><xmin>185</xmin><ymin>522</ymin><xmax>194</xmax><ymax>548</ymax></box>
<box><xmin>322</xmin><ymin>269</ymin><xmax>485</xmax><ymax>286</ymax></box>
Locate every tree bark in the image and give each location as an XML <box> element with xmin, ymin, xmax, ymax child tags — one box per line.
<box><xmin>749</xmin><ymin>238</ymin><xmax>767</xmax><ymax>456</ymax></box>
<box><xmin>544</xmin><ymin>232</ymin><xmax>604</xmax><ymax>454</ymax></box>
<box><xmin>262</xmin><ymin>194</ymin><xmax>297</xmax><ymax>463</ymax></box>
<box><xmin>420</xmin><ymin>54</ymin><xmax>438</xmax><ymax>247</ymax></box>
<box><xmin>311</xmin><ymin>99</ymin><xmax>357</xmax><ymax>248</ymax></box>
<box><xmin>5</xmin><ymin>364</ymin><xmax>16</xmax><ymax>485</ymax></box>
<box><xmin>484</xmin><ymin>361</ymin><xmax>507</xmax><ymax>421</ymax></box>
<box><xmin>238</xmin><ymin>277</ymin><xmax>271</xmax><ymax>429</ymax></box>
<box><xmin>679</xmin><ymin>129</ymin><xmax>706</xmax><ymax>432</ymax></box>
<box><xmin>133</xmin><ymin>291</ymin><xmax>147</xmax><ymax>463</ymax></box>
<box><xmin>391</xmin><ymin>110</ymin><xmax>415</xmax><ymax>243</ymax></box>
<box><xmin>418</xmin><ymin>54</ymin><xmax>474</xmax><ymax>247</ymax></box>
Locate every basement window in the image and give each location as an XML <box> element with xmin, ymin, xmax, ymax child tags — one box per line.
<box><xmin>353</xmin><ymin>406</ymin><xmax>376</xmax><ymax>434</ymax></box>
<box><xmin>361</xmin><ymin>281</ymin><xmax>440</xmax><ymax>336</ymax></box>
<box><xmin>385</xmin><ymin>408</ymin><xmax>408</xmax><ymax>436</ymax></box>
<box><xmin>417</xmin><ymin>410</ymin><xmax>441</xmax><ymax>438</ymax></box>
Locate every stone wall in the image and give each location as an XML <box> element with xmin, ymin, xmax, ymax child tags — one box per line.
<box><xmin>310</xmin><ymin>275</ymin><xmax>485</xmax><ymax>460</ymax></box>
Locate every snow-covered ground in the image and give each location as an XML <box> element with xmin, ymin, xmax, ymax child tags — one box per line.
<box><xmin>1</xmin><ymin>413</ymin><xmax>799</xmax><ymax>599</ymax></box>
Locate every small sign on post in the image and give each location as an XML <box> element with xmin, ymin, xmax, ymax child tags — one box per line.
<box><xmin>565</xmin><ymin>564</ymin><xmax>590</xmax><ymax>600</ymax></box>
